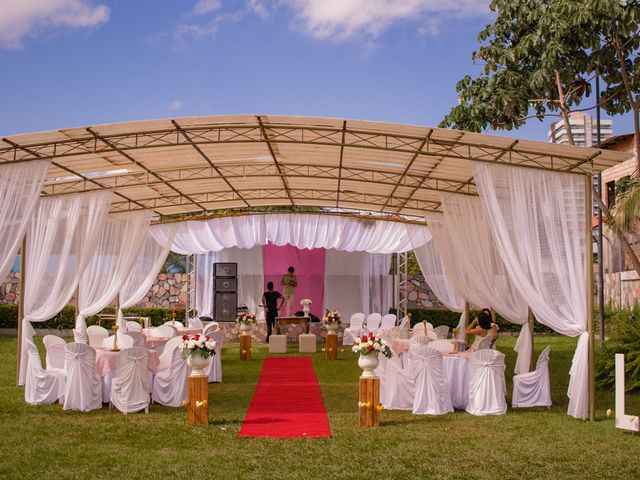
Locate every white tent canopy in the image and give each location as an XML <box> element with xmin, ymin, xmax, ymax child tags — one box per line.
<box><xmin>1</xmin><ymin>114</ymin><xmax>631</xmax><ymax>421</ymax></box>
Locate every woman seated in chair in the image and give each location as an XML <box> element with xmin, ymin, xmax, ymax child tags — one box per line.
<box><xmin>466</xmin><ymin>308</ymin><xmax>498</xmax><ymax>351</ymax></box>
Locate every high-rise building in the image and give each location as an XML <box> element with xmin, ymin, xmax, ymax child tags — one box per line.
<box><xmin>548</xmin><ymin>111</ymin><xmax>613</xmax><ymax>147</ymax></box>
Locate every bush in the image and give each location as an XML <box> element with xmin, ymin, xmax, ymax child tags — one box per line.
<box><xmin>596</xmin><ymin>312</ymin><xmax>640</xmax><ymax>392</ymax></box>
<box><xmin>0</xmin><ymin>304</ymin><xmax>186</xmax><ymax>329</ymax></box>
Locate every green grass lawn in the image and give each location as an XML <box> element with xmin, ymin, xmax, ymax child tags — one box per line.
<box><xmin>0</xmin><ymin>335</ymin><xmax>638</xmax><ymax>480</ymax></box>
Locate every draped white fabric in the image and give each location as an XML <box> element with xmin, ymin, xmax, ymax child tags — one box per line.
<box><xmin>324</xmin><ymin>249</ymin><xmax>366</xmax><ymax>318</ymax></box>
<box><xmin>110</xmin><ymin>347</ymin><xmax>150</xmax><ymax>414</ymax></box>
<box><xmin>368</xmin><ymin>254</ymin><xmax>391</xmax><ymax>315</ymax></box>
<box><xmin>118</xmin><ymin>223</ymin><xmax>179</xmax><ymax>325</ymax></box>
<box><xmin>19</xmin><ymin>191</ymin><xmax>113</xmax><ymax>385</ymax></box>
<box><xmin>440</xmin><ymin>194</ymin><xmax>531</xmax><ymax>374</ymax></box>
<box><xmin>76</xmin><ymin>212</ymin><xmax>153</xmax><ymax>340</ymax></box>
<box><xmin>195</xmin><ymin>246</ymin><xmax>264</xmax><ymax>317</ymax></box>
<box><xmin>407</xmin><ymin>226</ymin><xmax>464</xmax><ymax>313</ymax></box>
<box><xmin>0</xmin><ymin>160</ymin><xmax>50</xmax><ymax>284</ymax></box>
<box><xmin>63</xmin><ymin>342</ymin><xmax>103</xmax><ymax>412</ymax></box>
<box><xmin>473</xmin><ymin>162</ymin><xmax>589</xmax><ymax>419</ymax></box>
<box><xmin>155</xmin><ymin>214</ymin><xmax>425</xmax><ymax>254</ymax></box>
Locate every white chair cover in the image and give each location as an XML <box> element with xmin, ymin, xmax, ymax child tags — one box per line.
<box><xmin>63</xmin><ymin>343</ymin><xmax>102</xmax><ymax>412</ymax></box>
<box><xmin>125</xmin><ymin>331</ymin><xmax>146</xmax><ymax>347</ymax></box>
<box><xmin>188</xmin><ymin>317</ymin><xmax>204</xmax><ymax>329</ymax></box>
<box><xmin>382</xmin><ymin>360</ymin><xmax>415</xmax><ymax>410</ymax></box>
<box><xmin>110</xmin><ymin>347</ymin><xmax>150</xmax><ymax>414</ymax></box>
<box><xmin>398</xmin><ymin>316</ymin><xmax>410</xmax><ymax>329</ymax></box>
<box><xmin>203</xmin><ymin>322</ymin><xmax>220</xmax><ymax>335</ymax></box>
<box><xmin>426</xmin><ymin>339</ymin><xmax>455</xmax><ymax>354</ymax></box>
<box><xmin>42</xmin><ymin>335</ymin><xmax>66</xmax><ymax>372</ymax></box>
<box><xmin>434</xmin><ymin>325</ymin><xmax>449</xmax><ymax>339</ymax></box>
<box><xmin>365</xmin><ymin>313</ymin><xmax>382</xmax><ymax>334</ymax></box>
<box><xmin>342</xmin><ymin>313</ymin><xmax>365</xmax><ymax>345</ymax></box>
<box><xmin>205</xmin><ymin>330</ymin><xmax>225</xmax><ymax>383</ymax></box>
<box><xmin>126</xmin><ymin>321</ymin><xmax>143</xmax><ymax>332</ymax></box>
<box><xmin>102</xmin><ymin>333</ymin><xmax>134</xmax><ymax>350</ymax></box>
<box><xmin>87</xmin><ymin>325</ymin><xmax>109</xmax><ymax>348</ymax></box>
<box><xmin>24</xmin><ymin>342</ymin><xmax>65</xmax><ymax>405</ymax></box>
<box><xmin>466</xmin><ymin>349</ymin><xmax>507</xmax><ymax>416</ymax></box>
<box><xmin>512</xmin><ymin>346</ymin><xmax>552</xmax><ymax>408</ymax></box>
<box><xmin>409</xmin><ymin>345</ymin><xmax>453</xmax><ymax>415</ymax></box>
<box><xmin>412</xmin><ymin>322</ymin><xmax>437</xmax><ymax>340</ymax></box>
<box><xmin>379</xmin><ymin>313</ymin><xmax>397</xmax><ymax>332</ymax></box>
<box><xmin>164</xmin><ymin>320</ymin><xmax>184</xmax><ymax>328</ymax></box>
<box><xmin>151</xmin><ymin>325</ymin><xmax>176</xmax><ymax>338</ymax></box>
<box><xmin>152</xmin><ymin>336</ymin><xmax>188</xmax><ymax>407</ymax></box>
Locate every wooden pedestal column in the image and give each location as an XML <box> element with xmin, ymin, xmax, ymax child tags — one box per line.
<box><xmin>326</xmin><ymin>332</ymin><xmax>337</xmax><ymax>360</ymax></box>
<box><xmin>358</xmin><ymin>376</ymin><xmax>381</xmax><ymax>427</ymax></box>
<box><xmin>240</xmin><ymin>334</ymin><xmax>252</xmax><ymax>361</ymax></box>
<box><xmin>186</xmin><ymin>376</ymin><xmax>209</xmax><ymax>426</ymax></box>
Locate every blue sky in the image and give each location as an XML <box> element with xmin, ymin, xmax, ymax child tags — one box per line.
<box><xmin>0</xmin><ymin>0</ymin><xmax>632</xmax><ymax>142</ymax></box>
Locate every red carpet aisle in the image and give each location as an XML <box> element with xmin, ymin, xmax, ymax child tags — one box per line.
<box><xmin>239</xmin><ymin>357</ymin><xmax>332</xmax><ymax>438</ymax></box>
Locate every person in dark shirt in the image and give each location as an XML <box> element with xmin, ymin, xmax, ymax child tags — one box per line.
<box><xmin>262</xmin><ymin>281</ymin><xmax>284</xmax><ymax>342</ymax></box>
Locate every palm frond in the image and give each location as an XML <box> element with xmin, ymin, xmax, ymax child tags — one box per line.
<box><xmin>612</xmin><ymin>179</ymin><xmax>640</xmax><ymax>231</ymax></box>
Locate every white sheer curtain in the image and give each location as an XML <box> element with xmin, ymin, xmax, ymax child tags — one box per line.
<box><xmin>195</xmin><ymin>246</ymin><xmax>264</xmax><ymax>318</ymax></box>
<box><xmin>325</xmin><ymin>249</ymin><xmax>368</xmax><ymax>318</ymax></box>
<box><xmin>0</xmin><ymin>160</ymin><xmax>50</xmax><ymax>283</ymax></box>
<box><xmin>75</xmin><ymin>212</ymin><xmax>153</xmax><ymax>340</ymax></box>
<box><xmin>440</xmin><ymin>194</ymin><xmax>531</xmax><ymax>374</ymax></box>
<box><xmin>473</xmin><ymin>162</ymin><xmax>589</xmax><ymax>419</ymax></box>
<box><xmin>118</xmin><ymin>223</ymin><xmax>179</xmax><ymax>325</ymax></box>
<box><xmin>19</xmin><ymin>191</ymin><xmax>113</xmax><ymax>385</ymax></box>
<box><xmin>155</xmin><ymin>214</ymin><xmax>424</xmax><ymax>254</ymax></box>
<box><xmin>369</xmin><ymin>253</ymin><xmax>391</xmax><ymax>314</ymax></box>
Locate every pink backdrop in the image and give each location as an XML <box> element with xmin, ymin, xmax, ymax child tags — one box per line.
<box><xmin>262</xmin><ymin>243</ymin><xmax>325</xmax><ymax>318</ymax></box>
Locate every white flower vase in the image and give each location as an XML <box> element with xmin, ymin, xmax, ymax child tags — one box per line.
<box><xmin>358</xmin><ymin>353</ymin><xmax>379</xmax><ymax>377</ymax></box>
<box><xmin>303</xmin><ymin>304</ymin><xmax>310</xmax><ymax>317</ymax></box>
<box><xmin>326</xmin><ymin>322</ymin><xmax>338</xmax><ymax>334</ymax></box>
<box><xmin>240</xmin><ymin>323</ymin><xmax>252</xmax><ymax>334</ymax></box>
<box><xmin>187</xmin><ymin>350</ymin><xmax>209</xmax><ymax>377</ymax></box>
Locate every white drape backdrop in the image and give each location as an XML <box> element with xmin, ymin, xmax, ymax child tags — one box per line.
<box><xmin>195</xmin><ymin>246</ymin><xmax>264</xmax><ymax>318</ymax></box>
<box><xmin>75</xmin><ymin>212</ymin><xmax>153</xmax><ymax>340</ymax></box>
<box><xmin>440</xmin><ymin>194</ymin><xmax>532</xmax><ymax>374</ymax></box>
<box><xmin>369</xmin><ymin>253</ymin><xmax>391</xmax><ymax>315</ymax></box>
<box><xmin>324</xmin><ymin>249</ymin><xmax>368</xmax><ymax>319</ymax></box>
<box><xmin>155</xmin><ymin>214</ymin><xmax>425</xmax><ymax>254</ymax></box>
<box><xmin>473</xmin><ymin>162</ymin><xmax>589</xmax><ymax>419</ymax></box>
<box><xmin>118</xmin><ymin>224</ymin><xmax>179</xmax><ymax>326</ymax></box>
<box><xmin>19</xmin><ymin>191</ymin><xmax>113</xmax><ymax>385</ymax></box>
<box><xmin>0</xmin><ymin>160</ymin><xmax>50</xmax><ymax>283</ymax></box>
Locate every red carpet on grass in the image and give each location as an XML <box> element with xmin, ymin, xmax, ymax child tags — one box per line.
<box><xmin>239</xmin><ymin>357</ymin><xmax>331</xmax><ymax>438</ymax></box>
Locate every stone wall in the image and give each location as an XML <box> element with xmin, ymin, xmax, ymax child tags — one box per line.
<box><xmin>0</xmin><ymin>272</ymin><xmax>19</xmax><ymax>305</ymax></box>
<box><xmin>406</xmin><ymin>274</ymin><xmax>445</xmax><ymax>309</ymax></box>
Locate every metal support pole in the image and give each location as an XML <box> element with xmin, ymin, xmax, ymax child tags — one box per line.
<box><xmin>528</xmin><ymin>307</ymin><xmax>535</xmax><ymax>372</ymax></box>
<box><xmin>596</xmin><ymin>74</ymin><xmax>605</xmax><ymax>348</ymax></box>
<box><xmin>185</xmin><ymin>254</ymin><xmax>197</xmax><ymax>322</ymax></box>
<box><xmin>463</xmin><ymin>301</ymin><xmax>470</xmax><ymax>344</ymax></box>
<box><xmin>397</xmin><ymin>252</ymin><xmax>408</xmax><ymax>320</ymax></box>
<box><xmin>16</xmin><ymin>237</ymin><xmax>26</xmax><ymax>386</ymax></box>
<box><xmin>586</xmin><ymin>175</ymin><xmax>596</xmax><ymax>422</ymax></box>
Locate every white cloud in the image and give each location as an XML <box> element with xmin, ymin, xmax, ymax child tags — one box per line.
<box><xmin>0</xmin><ymin>0</ymin><xmax>109</xmax><ymax>49</ymax></box>
<box><xmin>247</xmin><ymin>0</ymin><xmax>270</xmax><ymax>18</ymax></box>
<box><xmin>171</xmin><ymin>11</ymin><xmax>242</xmax><ymax>49</ymax></box>
<box><xmin>191</xmin><ymin>0</ymin><xmax>222</xmax><ymax>15</ymax></box>
<box><xmin>169</xmin><ymin>100</ymin><xmax>184</xmax><ymax>111</ymax></box>
<box><xmin>279</xmin><ymin>0</ymin><xmax>490</xmax><ymax>41</ymax></box>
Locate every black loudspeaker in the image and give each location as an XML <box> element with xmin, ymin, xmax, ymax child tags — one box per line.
<box><xmin>215</xmin><ymin>277</ymin><xmax>237</xmax><ymax>293</ymax></box>
<box><xmin>214</xmin><ymin>293</ymin><xmax>237</xmax><ymax>322</ymax></box>
<box><xmin>214</xmin><ymin>262</ymin><xmax>237</xmax><ymax>277</ymax></box>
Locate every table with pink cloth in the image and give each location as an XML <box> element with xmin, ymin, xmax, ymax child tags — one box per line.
<box><xmin>177</xmin><ymin>327</ymin><xmax>202</xmax><ymax>336</ymax></box>
<box><xmin>95</xmin><ymin>348</ymin><xmax>160</xmax><ymax>403</ymax></box>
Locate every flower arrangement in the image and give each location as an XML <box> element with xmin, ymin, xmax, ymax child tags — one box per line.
<box><xmin>236</xmin><ymin>312</ymin><xmax>257</xmax><ymax>325</ymax></box>
<box><xmin>322</xmin><ymin>309</ymin><xmax>342</xmax><ymax>325</ymax></box>
<box><xmin>300</xmin><ymin>298</ymin><xmax>312</xmax><ymax>306</ymax></box>
<box><xmin>352</xmin><ymin>332</ymin><xmax>392</xmax><ymax>358</ymax></box>
<box><xmin>181</xmin><ymin>334</ymin><xmax>217</xmax><ymax>359</ymax></box>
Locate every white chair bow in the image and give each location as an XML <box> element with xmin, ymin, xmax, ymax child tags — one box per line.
<box><xmin>63</xmin><ymin>343</ymin><xmax>102</xmax><ymax>412</ymax></box>
<box><xmin>24</xmin><ymin>342</ymin><xmax>65</xmax><ymax>405</ymax></box>
<box><xmin>110</xmin><ymin>347</ymin><xmax>150</xmax><ymax>414</ymax></box>
<box><xmin>512</xmin><ymin>346</ymin><xmax>552</xmax><ymax>409</ymax></box>
<box><xmin>409</xmin><ymin>345</ymin><xmax>453</xmax><ymax>415</ymax></box>
<box><xmin>466</xmin><ymin>349</ymin><xmax>507</xmax><ymax>416</ymax></box>
<box><xmin>152</xmin><ymin>336</ymin><xmax>188</xmax><ymax>407</ymax></box>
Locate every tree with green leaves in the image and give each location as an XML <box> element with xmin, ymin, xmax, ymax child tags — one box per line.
<box><xmin>441</xmin><ymin>0</ymin><xmax>640</xmax><ymax>274</ymax></box>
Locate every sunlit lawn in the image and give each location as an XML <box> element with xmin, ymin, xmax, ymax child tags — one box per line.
<box><xmin>0</xmin><ymin>334</ymin><xmax>638</xmax><ymax>480</ymax></box>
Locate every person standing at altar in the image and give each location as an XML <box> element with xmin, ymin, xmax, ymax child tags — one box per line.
<box><xmin>262</xmin><ymin>281</ymin><xmax>284</xmax><ymax>342</ymax></box>
<box><xmin>280</xmin><ymin>266</ymin><xmax>298</xmax><ymax>317</ymax></box>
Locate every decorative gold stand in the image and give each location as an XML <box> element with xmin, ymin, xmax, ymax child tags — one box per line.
<box><xmin>326</xmin><ymin>332</ymin><xmax>337</xmax><ymax>360</ymax></box>
<box><xmin>358</xmin><ymin>376</ymin><xmax>382</xmax><ymax>428</ymax></box>
<box><xmin>240</xmin><ymin>334</ymin><xmax>252</xmax><ymax>361</ymax></box>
